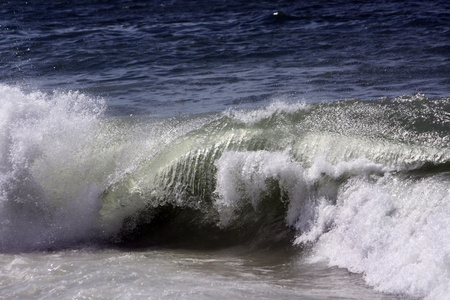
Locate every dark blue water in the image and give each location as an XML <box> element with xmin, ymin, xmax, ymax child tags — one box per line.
<box><xmin>2</xmin><ymin>0</ymin><xmax>449</xmax><ymax>116</ymax></box>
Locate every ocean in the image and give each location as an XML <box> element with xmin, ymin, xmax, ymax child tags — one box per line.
<box><xmin>1</xmin><ymin>0</ymin><xmax>449</xmax><ymax>299</ymax></box>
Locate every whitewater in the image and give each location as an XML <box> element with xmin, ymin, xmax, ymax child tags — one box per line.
<box><xmin>1</xmin><ymin>84</ymin><xmax>448</xmax><ymax>299</ymax></box>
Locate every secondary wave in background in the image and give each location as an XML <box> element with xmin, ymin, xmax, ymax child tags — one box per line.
<box><xmin>2</xmin><ymin>0</ymin><xmax>449</xmax><ymax>115</ymax></box>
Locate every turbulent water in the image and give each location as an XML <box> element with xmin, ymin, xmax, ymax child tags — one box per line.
<box><xmin>1</xmin><ymin>1</ymin><xmax>449</xmax><ymax>299</ymax></box>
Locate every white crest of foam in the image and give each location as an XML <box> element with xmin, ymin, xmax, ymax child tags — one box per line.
<box><xmin>306</xmin><ymin>154</ymin><xmax>389</xmax><ymax>180</ymax></box>
<box><xmin>300</xmin><ymin>173</ymin><xmax>450</xmax><ymax>300</ymax></box>
<box><xmin>214</xmin><ymin>150</ymin><xmax>388</xmax><ymax>232</ymax></box>
<box><xmin>214</xmin><ymin>150</ymin><xmax>312</xmax><ymax>228</ymax></box>
<box><xmin>224</xmin><ymin>100</ymin><xmax>308</xmax><ymax>124</ymax></box>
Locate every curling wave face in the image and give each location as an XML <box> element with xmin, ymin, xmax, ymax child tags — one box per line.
<box><xmin>0</xmin><ymin>85</ymin><xmax>449</xmax><ymax>299</ymax></box>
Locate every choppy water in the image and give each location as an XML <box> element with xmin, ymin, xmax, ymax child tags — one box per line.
<box><xmin>1</xmin><ymin>1</ymin><xmax>449</xmax><ymax>299</ymax></box>
<box><xmin>3</xmin><ymin>0</ymin><xmax>449</xmax><ymax>115</ymax></box>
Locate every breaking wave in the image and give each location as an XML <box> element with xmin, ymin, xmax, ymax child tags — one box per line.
<box><xmin>0</xmin><ymin>84</ymin><xmax>449</xmax><ymax>299</ymax></box>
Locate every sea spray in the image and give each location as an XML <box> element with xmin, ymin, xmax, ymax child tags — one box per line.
<box><xmin>0</xmin><ymin>85</ymin><xmax>110</xmax><ymax>251</ymax></box>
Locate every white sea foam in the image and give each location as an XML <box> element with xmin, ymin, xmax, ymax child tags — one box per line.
<box><xmin>214</xmin><ymin>151</ymin><xmax>388</xmax><ymax>233</ymax></box>
<box><xmin>298</xmin><ymin>169</ymin><xmax>450</xmax><ymax>299</ymax></box>
<box><xmin>0</xmin><ymin>85</ymin><xmax>114</xmax><ymax>251</ymax></box>
<box><xmin>215</xmin><ymin>148</ymin><xmax>449</xmax><ymax>299</ymax></box>
<box><xmin>224</xmin><ymin>100</ymin><xmax>308</xmax><ymax>124</ymax></box>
